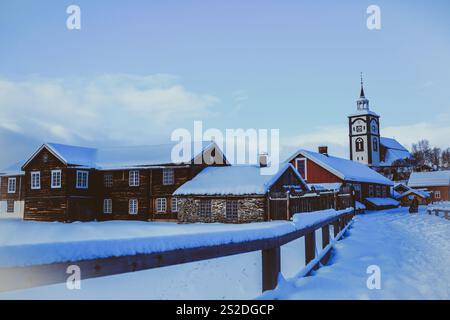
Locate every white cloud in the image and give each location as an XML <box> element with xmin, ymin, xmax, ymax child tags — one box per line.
<box><xmin>0</xmin><ymin>74</ymin><xmax>219</xmax><ymax>147</ymax></box>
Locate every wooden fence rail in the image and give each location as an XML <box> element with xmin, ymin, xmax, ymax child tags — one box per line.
<box><xmin>0</xmin><ymin>210</ymin><xmax>355</xmax><ymax>294</ymax></box>
<box><xmin>427</xmin><ymin>207</ymin><xmax>450</xmax><ymax>220</ymax></box>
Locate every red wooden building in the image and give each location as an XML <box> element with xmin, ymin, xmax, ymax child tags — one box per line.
<box><xmin>408</xmin><ymin>171</ymin><xmax>450</xmax><ymax>202</ymax></box>
<box><xmin>286</xmin><ymin>147</ymin><xmax>395</xmax><ymax>208</ymax></box>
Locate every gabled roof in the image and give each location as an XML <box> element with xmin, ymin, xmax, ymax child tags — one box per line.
<box><xmin>174</xmin><ymin>163</ymin><xmax>308</xmax><ymax>196</ymax></box>
<box><xmin>286</xmin><ymin>149</ymin><xmax>393</xmax><ymax>186</ymax></box>
<box><xmin>408</xmin><ymin>171</ymin><xmax>450</xmax><ymax>187</ymax></box>
<box><xmin>379</xmin><ymin>137</ymin><xmax>411</xmax><ymax>166</ymax></box>
<box><xmin>396</xmin><ymin>188</ymin><xmax>430</xmax><ymax>199</ymax></box>
<box><xmin>22</xmin><ymin>141</ymin><xmax>226</xmax><ymax>170</ymax></box>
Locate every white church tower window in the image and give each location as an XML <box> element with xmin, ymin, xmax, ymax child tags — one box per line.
<box><xmin>348</xmin><ymin>74</ymin><xmax>381</xmax><ymax>167</ymax></box>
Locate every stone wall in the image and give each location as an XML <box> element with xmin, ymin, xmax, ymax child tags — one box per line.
<box><xmin>177</xmin><ymin>197</ymin><xmax>265</xmax><ymax>223</ymax></box>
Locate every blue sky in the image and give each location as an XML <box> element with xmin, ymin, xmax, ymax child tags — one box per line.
<box><xmin>1</xmin><ymin>0</ymin><xmax>450</xmax><ymax>167</ymax></box>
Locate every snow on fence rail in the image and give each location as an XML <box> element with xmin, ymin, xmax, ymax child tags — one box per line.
<box><xmin>427</xmin><ymin>202</ymin><xmax>450</xmax><ymax>220</ymax></box>
<box><xmin>0</xmin><ymin>208</ymin><xmax>355</xmax><ymax>293</ymax></box>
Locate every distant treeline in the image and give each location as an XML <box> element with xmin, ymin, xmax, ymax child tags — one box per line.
<box><xmin>410</xmin><ymin>140</ymin><xmax>450</xmax><ymax>170</ymax></box>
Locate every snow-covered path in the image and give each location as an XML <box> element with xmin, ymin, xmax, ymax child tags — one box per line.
<box><xmin>1</xmin><ymin>207</ymin><xmax>449</xmax><ymax>299</ymax></box>
<box><xmin>264</xmin><ymin>207</ymin><xmax>450</xmax><ymax>299</ymax></box>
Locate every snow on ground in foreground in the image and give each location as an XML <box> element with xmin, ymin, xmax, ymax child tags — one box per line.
<box><xmin>0</xmin><ymin>209</ymin><xmax>345</xmax><ymax>267</ymax></box>
<box><xmin>263</xmin><ymin>207</ymin><xmax>450</xmax><ymax>300</ymax></box>
<box><xmin>1</xmin><ymin>207</ymin><xmax>449</xmax><ymax>299</ymax></box>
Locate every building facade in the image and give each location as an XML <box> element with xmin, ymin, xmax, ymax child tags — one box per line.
<box><xmin>0</xmin><ymin>172</ymin><xmax>25</xmax><ymax>218</ymax></box>
<box><xmin>20</xmin><ymin>141</ymin><xmax>227</xmax><ymax>222</ymax></box>
<box><xmin>408</xmin><ymin>171</ymin><xmax>450</xmax><ymax>202</ymax></box>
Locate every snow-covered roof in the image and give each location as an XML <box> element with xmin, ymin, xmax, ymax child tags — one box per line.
<box><xmin>0</xmin><ymin>161</ymin><xmax>25</xmax><ymax>176</ymax></box>
<box><xmin>408</xmin><ymin>171</ymin><xmax>450</xmax><ymax>187</ymax></box>
<box><xmin>286</xmin><ymin>149</ymin><xmax>393</xmax><ymax>186</ymax></box>
<box><xmin>174</xmin><ymin>163</ymin><xmax>307</xmax><ymax>196</ymax></box>
<box><xmin>396</xmin><ymin>188</ymin><xmax>430</xmax><ymax>199</ymax></box>
<box><xmin>23</xmin><ymin>141</ymin><xmax>223</xmax><ymax>170</ymax></box>
<box><xmin>308</xmin><ymin>183</ymin><xmax>342</xmax><ymax>191</ymax></box>
<box><xmin>379</xmin><ymin>137</ymin><xmax>411</xmax><ymax>166</ymax></box>
<box><xmin>366</xmin><ymin>198</ymin><xmax>400</xmax><ymax>207</ymax></box>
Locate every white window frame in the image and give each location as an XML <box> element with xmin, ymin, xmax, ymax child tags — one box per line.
<box><xmin>295</xmin><ymin>158</ymin><xmax>307</xmax><ymax>180</ymax></box>
<box><xmin>171</xmin><ymin>197</ymin><xmax>178</xmax><ymax>213</ymax></box>
<box><xmin>31</xmin><ymin>171</ymin><xmax>41</xmax><ymax>190</ymax></box>
<box><xmin>129</xmin><ymin>199</ymin><xmax>138</xmax><ymax>215</ymax></box>
<box><xmin>156</xmin><ymin>198</ymin><xmax>167</xmax><ymax>213</ymax></box>
<box><xmin>435</xmin><ymin>191</ymin><xmax>441</xmax><ymax>199</ymax></box>
<box><xmin>104</xmin><ymin>174</ymin><xmax>113</xmax><ymax>188</ymax></box>
<box><xmin>76</xmin><ymin>170</ymin><xmax>89</xmax><ymax>189</ymax></box>
<box><xmin>129</xmin><ymin>170</ymin><xmax>140</xmax><ymax>187</ymax></box>
<box><xmin>103</xmin><ymin>199</ymin><xmax>112</xmax><ymax>214</ymax></box>
<box><xmin>7</xmin><ymin>177</ymin><xmax>16</xmax><ymax>193</ymax></box>
<box><xmin>162</xmin><ymin>168</ymin><xmax>174</xmax><ymax>186</ymax></box>
<box><xmin>51</xmin><ymin>170</ymin><xmax>62</xmax><ymax>189</ymax></box>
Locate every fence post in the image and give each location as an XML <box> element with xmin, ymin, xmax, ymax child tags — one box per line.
<box><xmin>321</xmin><ymin>224</ymin><xmax>331</xmax><ymax>264</ymax></box>
<box><xmin>305</xmin><ymin>231</ymin><xmax>316</xmax><ymax>266</ymax></box>
<box><xmin>286</xmin><ymin>192</ymin><xmax>290</xmax><ymax>220</ymax></box>
<box><xmin>333</xmin><ymin>219</ymin><xmax>340</xmax><ymax>238</ymax></box>
<box><xmin>262</xmin><ymin>246</ymin><xmax>280</xmax><ymax>292</ymax></box>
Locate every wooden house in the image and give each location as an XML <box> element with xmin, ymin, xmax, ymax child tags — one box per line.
<box><xmin>285</xmin><ymin>147</ymin><xmax>397</xmax><ymax>209</ymax></box>
<box><xmin>173</xmin><ymin>162</ymin><xmax>310</xmax><ymax>223</ymax></box>
<box><xmin>0</xmin><ymin>164</ymin><xmax>25</xmax><ymax>218</ymax></box>
<box><xmin>408</xmin><ymin>171</ymin><xmax>450</xmax><ymax>202</ymax></box>
<box><xmin>393</xmin><ymin>183</ymin><xmax>431</xmax><ymax>206</ymax></box>
<box><xmin>21</xmin><ymin>141</ymin><xmax>227</xmax><ymax>222</ymax></box>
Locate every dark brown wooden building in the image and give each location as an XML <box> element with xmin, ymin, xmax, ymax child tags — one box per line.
<box><xmin>0</xmin><ymin>168</ymin><xmax>25</xmax><ymax>218</ymax></box>
<box><xmin>21</xmin><ymin>142</ymin><xmax>227</xmax><ymax>222</ymax></box>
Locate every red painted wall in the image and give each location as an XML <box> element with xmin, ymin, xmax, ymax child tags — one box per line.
<box><xmin>289</xmin><ymin>158</ymin><xmax>342</xmax><ymax>184</ymax></box>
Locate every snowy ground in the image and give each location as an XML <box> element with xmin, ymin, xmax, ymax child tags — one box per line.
<box><xmin>1</xmin><ymin>207</ymin><xmax>449</xmax><ymax>299</ymax></box>
<box><xmin>263</xmin><ymin>206</ymin><xmax>450</xmax><ymax>300</ymax></box>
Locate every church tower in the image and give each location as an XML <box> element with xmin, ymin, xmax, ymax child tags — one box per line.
<box><xmin>348</xmin><ymin>74</ymin><xmax>380</xmax><ymax>167</ymax></box>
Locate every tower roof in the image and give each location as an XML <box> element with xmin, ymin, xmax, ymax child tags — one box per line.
<box><xmin>359</xmin><ymin>72</ymin><xmax>366</xmax><ymax>98</ymax></box>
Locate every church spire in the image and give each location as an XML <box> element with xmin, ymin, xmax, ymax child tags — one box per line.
<box><xmin>360</xmin><ymin>72</ymin><xmax>365</xmax><ymax>98</ymax></box>
<box><xmin>356</xmin><ymin>73</ymin><xmax>369</xmax><ymax>111</ymax></box>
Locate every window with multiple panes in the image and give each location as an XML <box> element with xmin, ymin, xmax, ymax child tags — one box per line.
<box><xmin>171</xmin><ymin>197</ymin><xmax>178</xmax><ymax>212</ymax></box>
<box><xmin>104</xmin><ymin>174</ymin><xmax>113</xmax><ymax>188</ymax></box>
<box><xmin>51</xmin><ymin>170</ymin><xmax>61</xmax><ymax>188</ymax></box>
<box><xmin>435</xmin><ymin>191</ymin><xmax>441</xmax><ymax>199</ymax></box>
<box><xmin>7</xmin><ymin>178</ymin><xmax>16</xmax><ymax>193</ymax></box>
<box><xmin>295</xmin><ymin>158</ymin><xmax>307</xmax><ymax>180</ymax></box>
<box><xmin>6</xmin><ymin>200</ymin><xmax>14</xmax><ymax>213</ymax></box>
<box><xmin>382</xmin><ymin>186</ymin><xmax>387</xmax><ymax>198</ymax></box>
<box><xmin>376</xmin><ymin>186</ymin><xmax>381</xmax><ymax>197</ymax></box>
<box><xmin>198</xmin><ymin>200</ymin><xmax>212</xmax><ymax>217</ymax></box>
<box><xmin>162</xmin><ymin>168</ymin><xmax>174</xmax><ymax>185</ymax></box>
<box><xmin>129</xmin><ymin>199</ymin><xmax>138</xmax><ymax>215</ymax></box>
<box><xmin>369</xmin><ymin>185</ymin><xmax>374</xmax><ymax>197</ymax></box>
<box><xmin>103</xmin><ymin>199</ymin><xmax>112</xmax><ymax>214</ymax></box>
<box><xmin>31</xmin><ymin>172</ymin><xmax>40</xmax><ymax>190</ymax></box>
<box><xmin>129</xmin><ymin>170</ymin><xmax>140</xmax><ymax>186</ymax></box>
<box><xmin>226</xmin><ymin>200</ymin><xmax>238</xmax><ymax>220</ymax></box>
<box><xmin>76</xmin><ymin>170</ymin><xmax>89</xmax><ymax>189</ymax></box>
<box><xmin>156</xmin><ymin>198</ymin><xmax>167</xmax><ymax>212</ymax></box>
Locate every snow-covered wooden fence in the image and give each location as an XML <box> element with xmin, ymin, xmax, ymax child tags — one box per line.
<box><xmin>427</xmin><ymin>202</ymin><xmax>450</xmax><ymax>220</ymax></box>
<box><xmin>0</xmin><ymin>209</ymin><xmax>355</xmax><ymax>293</ymax></box>
<box><xmin>269</xmin><ymin>190</ymin><xmax>354</xmax><ymax>220</ymax></box>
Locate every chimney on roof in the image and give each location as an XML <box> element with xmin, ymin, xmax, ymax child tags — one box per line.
<box><xmin>259</xmin><ymin>153</ymin><xmax>268</xmax><ymax>168</ymax></box>
<box><xmin>318</xmin><ymin>146</ymin><xmax>328</xmax><ymax>156</ymax></box>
